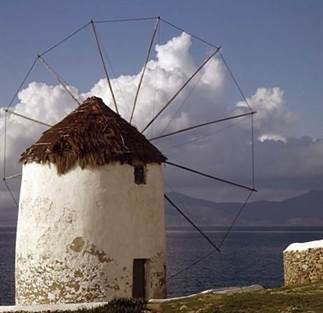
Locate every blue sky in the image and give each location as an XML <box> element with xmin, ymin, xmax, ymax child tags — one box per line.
<box><xmin>0</xmin><ymin>0</ymin><xmax>322</xmax><ymax>137</ymax></box>
<box><xmin>0</xmin><ymin>0</ymin><xmax>322</xmax><ymax>220</ymax></box>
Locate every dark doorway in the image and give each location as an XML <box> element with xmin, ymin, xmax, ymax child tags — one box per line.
<box><xmin>132</xmin><ymin>259</ymin><xmax>147</xmax><ymax>299</ymax></box>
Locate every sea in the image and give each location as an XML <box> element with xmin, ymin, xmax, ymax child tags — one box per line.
<box><xmin>1</xmin><ymin>226</ymin><xmax>323</xmax><ymax>305</ymax></box>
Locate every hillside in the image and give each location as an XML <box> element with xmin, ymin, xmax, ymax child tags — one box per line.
<box><xmin>1</xmin><ymin>190</ymin><xmax>322</xmax><ymax>227</ymax></box>
<box><xmin>165</xmin><ymin>190</ymin><xmax>323</xmax><ymax>227</ymax></box>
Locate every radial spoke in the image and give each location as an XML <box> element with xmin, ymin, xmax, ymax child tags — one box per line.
<box><xmin>3</xmin><ymin>173</ymin><xmax>22</xmax><ymax>180</ymax></box>
<box><xmin>141</xmin><ymin>47</ymin><xmax>221</xmax><ymax>134</ymax></box>
<box><xmin>149</xmin><ymin>111</ymin><xmax>256</xmax><ymax>141</ymax></box>
<box><xmin>164</xmin><ymin>194</ymin><xmax>221</xmax><ymax>252</ymax></box>
<box><xmin>5</xmin><ymin>109</ymin><xmax>52</xmax><ymax>127</ymax></box>
<box><xmin>165</xmin><ymin>161</ymin><xmax>257</xmax><ymax>192</ymax></box>
<box><xmin>129</xmin><ymin>17</ymin><xmax>160</xmax><ymax>124</ymax></box>
<box><xmin>91</xmin><ymin>20</ymin><xmax>119</xmax><ymax>114</ymax></box>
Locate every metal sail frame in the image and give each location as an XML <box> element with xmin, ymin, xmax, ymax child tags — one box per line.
<box><xmin>1</xmin><ymin>16</ymin><xmax>257</xmax><ymax>284</ymax></box>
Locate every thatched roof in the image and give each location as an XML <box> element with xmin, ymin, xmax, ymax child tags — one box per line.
<box><xmin>20</xmin><ymin>97</ymin><xmax>166</xmax><ymax>174</ymax></box>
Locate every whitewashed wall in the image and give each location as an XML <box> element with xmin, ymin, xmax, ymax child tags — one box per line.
<box><xmin>16</xmin><ymin>162</ymin><xmax>166</xmax><ymax>304</ymax></box>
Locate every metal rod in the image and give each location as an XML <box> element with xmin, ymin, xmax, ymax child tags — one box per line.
<box><xmin>90</xmin><ymin>20</ymin><xmax>119</xmax><ymax>114</ymax></box>
<box><xmin>141</xmin><ymin>47</ymin><xmax>221</xmax><ymax>134</ymax></box>
<box><xmin>129</xmin><ymin>17</ymin><xmax>160</xmax><ymax>124</ymax></box>
<box><xmin>4</xmin><ymin>173</ymin><xmax>22</xmax><ymax>180</ymax></box>
<box><xmin>164</xmin><ymin>194</ymin><xmax>221</xmax><ymax>252</ymax></box>
<box><xmin>165</xmin><ymin>161</ymin><xmax>257</xmax><ymax>192</ymax></box>
<box><xmin>5</xmin><ymin>109</ymin><xmax>52</xmax><ymax>127</ymax></box>
<box><xmin>149</xmin><ymin>111</ymin><xmax>256</xmax><ymax>141</ymax></box>
<box><xmin>38</xmin><ymin>55</ymin><xmax>81</xmax><ymax>105</ymax></box>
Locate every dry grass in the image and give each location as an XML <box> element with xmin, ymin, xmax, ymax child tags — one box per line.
<box><xmin>153</xmin><ymin>282</ymin><xmax>323</xmax><ymax>313</ymax></box>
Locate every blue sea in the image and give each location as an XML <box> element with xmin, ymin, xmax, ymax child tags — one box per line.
<box><xmin>1</xmin><ymin>226</ymin><xmax>323</xmax><ymax>305</ymax></box>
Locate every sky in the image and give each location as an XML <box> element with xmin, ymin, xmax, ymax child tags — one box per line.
<box><xmin>0</xmin><ymin>0</ymin><xmax>322</xmax><ymax>222</ymax></box>
<box><xmin>0</xmin><ymin>0</ymin><xmax>321</xmax><ymax>136</ymax></box>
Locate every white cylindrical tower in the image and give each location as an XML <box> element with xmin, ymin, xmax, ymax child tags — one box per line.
<box><xmin>16</xmin><ymin>97</ymin><xmax>167</xmax><ymax>304</ymax></box>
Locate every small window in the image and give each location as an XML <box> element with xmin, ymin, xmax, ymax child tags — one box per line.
<box><xmin>134</xmin><ymin>165</ymin><xmax>146</xmax><ymax>185</ymax></box>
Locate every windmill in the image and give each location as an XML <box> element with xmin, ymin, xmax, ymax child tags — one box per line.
<box><xmin>1</xmin><ymin>16</ymin><xmax>256</xmax><ymax>303</ymax></box>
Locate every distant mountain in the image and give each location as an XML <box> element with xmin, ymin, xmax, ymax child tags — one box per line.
<box><xmin>1</xmin><ymin>190</ymin><xmax>322</xmax><ymax>227</ymax></box>
<box><xmin>165</xmin><ymin>190</ymin><xmax>323</xmax><ymax>227</ymax></box>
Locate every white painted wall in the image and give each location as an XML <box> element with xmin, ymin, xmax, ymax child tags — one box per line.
<box><xmin>16</xmin><ymin>162</ymin><xmax>166</xmax><ymax>304</ymax></box>
<box><xmin>284</xmin><ymin>239</ymin><xmax>323</xmax><ymax>252</ymax></box>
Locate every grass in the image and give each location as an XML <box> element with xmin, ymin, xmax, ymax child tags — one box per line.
<box><xmin>152</xmin><ymin>282</ymin><xmax>323</xmax><ymax>313</ymax></box>
<box><xmin>4</xmin><ymin>284</ymin><xmax>323</xmax><ymax>313</ymax></box>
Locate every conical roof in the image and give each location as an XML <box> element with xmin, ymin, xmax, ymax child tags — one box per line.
<box><xmin>20</xmin><ymin>97</ymin><xmax>166</xmax><ymax>174</ymax></box>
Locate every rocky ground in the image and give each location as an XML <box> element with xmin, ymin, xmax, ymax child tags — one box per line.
<box><xmin>148</xmin><ymin>282</ymin><xmax>323</xmax><ymax>313</ymax></box>
<box><xmin>2</xmin><ymin>283</ymin><xmax>323</xmax><ymax>313</ymax></box>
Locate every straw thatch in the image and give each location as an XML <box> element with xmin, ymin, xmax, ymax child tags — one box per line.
<box><xmin>20</xmin><ymin>96</ymin><xmax>166</xmax><ymax>175</ymax></box>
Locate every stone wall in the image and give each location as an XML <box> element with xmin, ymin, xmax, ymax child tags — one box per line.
<box><xmin>284</xmin><ymin>242</ymin><xmax>323</xmax><ymax>286</ymax></box>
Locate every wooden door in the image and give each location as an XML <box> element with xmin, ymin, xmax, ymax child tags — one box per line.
<box><xmin>132</xmin><ymin>259</ymin><xmax>146</xmax><ymax>299</ymax></box>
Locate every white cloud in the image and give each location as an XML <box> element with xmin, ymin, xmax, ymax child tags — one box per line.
<box><xmin>236</xmin><ymin>87</ymin><xmax>299</xmax><ymax>137</ymax></box>
<box><xmin>155</xmin><ymin>32</ymin><xmax>194</xmax><ymax>74</ymax></box>
<box><xmin>258</xmin><ymin>133</ymin><xmax>287</xmax><ymax>143</ymax></box>
<box><xmin>0</xmin><ymin>31</ymin><xmax>322</xmax><ymax>214</ymax></box>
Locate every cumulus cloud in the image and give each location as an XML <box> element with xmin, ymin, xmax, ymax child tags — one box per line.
<box><xmin>258</xmin><ymin>134</ymin><xmax>287</xmax><ymax>143</ymax></box>
<box><xmin>236</xmin><ymin>87</ymin><xmax>299</xmax><ymax>139</ymax></box>
<box><xmin>0</xmin><ymin>31</ymin><xmax>322</xmax><ymax>216</ymax></box>
<box><xmin>84</xmin><ymin>32</ymin><xmax>224</xmax><ymax>133</ymax></box>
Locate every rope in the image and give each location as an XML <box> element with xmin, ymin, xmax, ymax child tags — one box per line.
<box><xmin>3</xmin><ymin>180</ymin><xmax>19</xmax><ymax>209</ymax></box>
<box><xmin>251</xmin><ymin>114</ymin><xmax>256</xmax><ymax>199</ymax></box>
<box><xmin>7</xmin><ymin>57</ymin><xmax>38</xmax><ymax>109</ymax></box>
<box><xmin>219</xmin><ymin>190</ymin><xmax>254</xmax><ymax>248</ymax></box>
<box><xmin>165</xmin><ymin>194</ymin><xmax>221</xmax><ymax>253</ymax></box>
<box><xmin>3</xmin><ymin>110</ymin><xmax>7</xmax><ymax>179</ymax></box>
<box><xmin>39</xmin><ymin>22</ymin><xmax>91</xmax><ymax>56</ymax></box>
<box><xmin>167</xmin><ymin>190</ymin><xmax>254</xmax><ymax>282</ymax></box>
<box><xmin>167</xmin><ymin>249</ymin><xmax>216</xmax><ymax>282</ymax></box>
<box><xmin>219</xmin><ymin>52</ymin><xmax>252</xmax><ymax>111</ymax></box>
<box><xmin>160</xmin><ymin>18</ymin><xmax>220</xmax><ymax>50</ymax></box>
<box><xmin>94</xmin><ymin>17</ymin><xmax>159</xmax><ymax>24</ymax></box>
<box><xmin>38</xmin><ymin>55</ymin><xmax>81</xmax><ymax>105</ymax></box>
